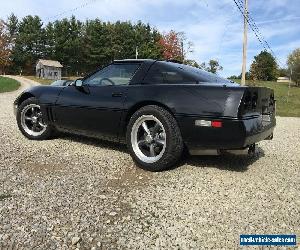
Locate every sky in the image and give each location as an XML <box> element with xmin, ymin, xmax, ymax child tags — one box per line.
<box><xmin>1</xmin><ymin>0</ymin><xmax>300</xmax><ymax>77</ymax></box>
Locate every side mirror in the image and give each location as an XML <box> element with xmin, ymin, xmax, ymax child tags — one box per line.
<box><xmin>74</xmin><ymin>79</ymin><xmax>83</xmax><ymax>87</ymax></box>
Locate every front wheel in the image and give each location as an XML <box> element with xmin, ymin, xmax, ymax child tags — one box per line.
<box><xmin>17</xmin><ymin>97</ymin><xmax>54</xmax><ymax>140</ymax></box>
<box><xmin>126</xmin><ymin>105</ymin><xmax>183</xmax><ymax>171</ymax></box>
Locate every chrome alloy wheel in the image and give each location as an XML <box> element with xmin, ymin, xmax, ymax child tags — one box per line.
<box><xmin>20</xmin><ymin>104</ymin><xmax>47</xmax><ymax>136</ymax></box>
<box><xmin>131</xmin><ymin>115</ymin><xmax>166</xmax><ymax>163</ymax></box>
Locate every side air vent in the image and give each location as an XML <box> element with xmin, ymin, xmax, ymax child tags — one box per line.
<box><xmin>46</xmin><ymin>107</ymin><xmax>54</xmax><ymax>123</ymax></box>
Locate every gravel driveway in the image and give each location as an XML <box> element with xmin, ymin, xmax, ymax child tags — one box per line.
<box><xmin>0</xmin><ymin>77</ymin><xmax>299</xmax><ymax>249</ymax></box>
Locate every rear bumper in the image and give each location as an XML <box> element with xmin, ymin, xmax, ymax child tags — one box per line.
<box><xmin>176</xmin><ymin>114</ymin><xmax>276</xmax><ymax>151</ymax></box>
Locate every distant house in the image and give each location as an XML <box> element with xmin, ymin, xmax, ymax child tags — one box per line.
<box><xmin>277</xmin><ymin>76</ymin><xmax>290</xmax><ymax>83</ymax></box>
<box><xmin>36</xmin><ymin>59</ymin><xmax>63</xmax><ymax>80</ymax></box>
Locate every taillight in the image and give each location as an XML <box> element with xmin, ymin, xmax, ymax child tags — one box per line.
<box><xmin>243</xmin><ymin>90</ymin><xmax>258</xmax><ymax>111</ymax></box>
<box><xmin>211</xmin><ymin>121</ymin><xmax>222</xmax><ymax>128</ymax></box>
<box><xmin>243</xmin><ymin>91</ymin><xmax>252</xmax><ymax>109</ymax></box>
<box><xmin>195</xmin><ymin>120</ymin><xmax>222</xmax><ymax>128</ymax></box>
<box><xmin>252</xmin><ymin>92</ymin><xmax>258</xmax><ymax>109</ymax></box>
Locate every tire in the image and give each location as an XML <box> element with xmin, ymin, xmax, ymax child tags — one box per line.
<box><xmin>126</xmin><ymin>105</ymin><xmax>183</xmax><ymax>171</ymax></box>
<box><xmin>17</xmin><ymin>97</ymin><xmax>54</xmax><ymax>140</ymax></box>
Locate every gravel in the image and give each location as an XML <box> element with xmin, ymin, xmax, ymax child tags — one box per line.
<box><xmin>0</xmin><ymin>76</ymin><xmax>299</xmax><ymax>249</ymax></box>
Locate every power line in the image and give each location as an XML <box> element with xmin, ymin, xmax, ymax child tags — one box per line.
<box><xmin>44</xmin><ymin>0</ymin><xmax>99</xmax><ymax>22</ymax></box>
<box><xmin>236</xmin><ymin>0</ymin><xmax>282</xmax><ymax>66</ymax></box>
<box><xmin>232</xmin><ymin>0</ymin><xmax>284</xmax><ymax>67</ymax></box>
<box><xmin>233</xmin><ymin>0</ymin><xmax>266</xmax><ymax>49</ymax></box>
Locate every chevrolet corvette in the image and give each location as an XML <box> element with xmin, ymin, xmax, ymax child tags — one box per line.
<box><xmin>14</xmin><ymin>59</ymin><xmax>276</xmax><ymax>171</ymax></box>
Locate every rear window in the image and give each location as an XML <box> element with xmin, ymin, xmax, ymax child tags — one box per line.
<box><xmin>144</xmin><ymin>62</ymin><xmax>196</xmax><ymax>84</ymax></box>
<box><xmin>144</xmin><ymin>61</ymin><xmax>233</xmax><ymax>84</ymax></box>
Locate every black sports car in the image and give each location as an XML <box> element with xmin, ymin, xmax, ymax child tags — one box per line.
<box><xmin>14</xmin><ymin>59</ymin><xmax>276</xmax><ymax>171</ymax></box>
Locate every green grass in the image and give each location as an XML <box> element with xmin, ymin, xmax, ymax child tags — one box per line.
<box><xmin>24</xmin><ymin>76</ymin><xmax>54</xmax><ymax>85</ymax></box>
<box><xmin>233</xmin><ymin>79</ymin><xmax>300</xmax><ymax>117</ymax></box>
<box><xmin>0</xmin><ymin>76</ymin><xmax>20</xmax><ymax>93</ymax></box>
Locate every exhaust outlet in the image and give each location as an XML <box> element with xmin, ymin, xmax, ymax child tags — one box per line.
<box><xmin>189</xmin><ymin>144</ymin><xmax>257</xmax><ymax>156</ymax></box>
<box><xmin>222</xmin><ymin>144</ymin><xmax>256</xmax><ymax>156</ymax></box>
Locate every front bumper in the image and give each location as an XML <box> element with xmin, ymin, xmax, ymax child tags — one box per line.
<box><xmin>176</xmin><ymin>114</ymin><xmax>276</xmax><ymax>151</ymax></box>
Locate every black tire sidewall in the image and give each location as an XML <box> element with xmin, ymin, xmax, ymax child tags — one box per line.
<box><xmin>126</xmin><ymin>105</ymin><xmax>183</xmax><ymax>171</ymax></box>
<box><xmin>17</xmin><ymin>97</ymin><xmax>53</xmax><ymax>140</ymax></box>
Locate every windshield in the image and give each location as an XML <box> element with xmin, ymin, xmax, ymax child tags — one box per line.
<box><xmin>51</xmin><ymin>80</ymin><xmax>65</xmax><ymax>86</ymax></box>
<box><xmin>51</xmin><ymin>80</ymin><xmax>73</xmax><ymax>86</ymax></box>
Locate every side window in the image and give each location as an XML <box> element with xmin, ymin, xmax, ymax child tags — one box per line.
<box><xmin>84</xmin><ymin>63</ymin><xmax>140</xmax><ymax>86</ymax></box>
<box><xmin>144</xmin><ymin>63</ymin><xmax>195</xmax><ymax>84</ymax></box>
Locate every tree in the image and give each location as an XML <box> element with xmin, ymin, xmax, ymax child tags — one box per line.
<box><xmin>51</xmin><ymin>16</ymin><xmax>84</xmax><ymax>75</ymax></box>
<box><xmin>0</xmin><ymin>20</ymin><xmax>11</xmax><ymax>74</ymax></box>
<box><xmin>278</xmin><ymin>68</ymin><xmax>288</xmax><ymax>77</ymax></box>
<box><xmin>10</xmin><ymin>15</ymin><xmax>45</xmax><ymax>74</ymax></box>
<box><xmin>237</xmin><ymin>71</ymin><xmax>250</xmax><ymax>80</ymax></box>
<box><xmin>133</xmin><ymin>22</ymin><xmax>163</xmax><ymax>60</ymax></box>
<box><xmin>287</xmin><ymin>48</ymin><xmax>300</xmax><ymax>86</ymax></box>
<box><xmin>184</xmin><ymin>59</ymin><xmax>201</xmax><ymax>68</ymax></box>
<box><xmin>200</xmin><ymin>60</ymin><xmax>223</xmax><ymax>74</ymax></box>
<box><xmin>158</xmin><ymin>30</ymin><xmax>192</xmax><ymax>61</ymax></box>
<box><xmin>6</xmin><ymin>14</ymin><xmax>18</xmax><ymax>41</ymax></box>
<box><xmin>228</xmin><ymin>75</ymin><xmax>239</xmax><ymax>79</ymax></box>
<box><xmin>249</xmin><ymin>51</ymin><xmax>278</xmax><ymax>81</ymax></box>
<box><xmin>4</xmin><ymin>14</ymin><xmax>181</xmax><ymax>75</ymax></box>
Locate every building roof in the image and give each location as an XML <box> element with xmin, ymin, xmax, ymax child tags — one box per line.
<box><xmin>37</xmin><ymin>59</ymin><xmax>63</xmax><ymax>68</ymax></box>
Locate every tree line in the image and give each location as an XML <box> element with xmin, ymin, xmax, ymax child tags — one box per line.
<box><xmin>0</xmin><ymin>14</ymin><xmax>224</xmax><ymax>77</ymax></box>
<box><xmin>229</xmin><ymin>49</ymin><xmax>300</xmax><ymax>86</ymax></box>
<box><xmin>0</xmin><ymin>14</ymin><xmax>166</xmax><ymax>75</ymax></box>
<box><xmin>2</xmin><ymin>14</ymin><xmax>299</xmax><ymax>84</ymax></box>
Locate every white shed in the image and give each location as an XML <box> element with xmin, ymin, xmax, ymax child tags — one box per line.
<box><xmin>277</xmin><ymin>77</ymin><xmax>290</xmax><ymax>83</ymax></box>
<box><xmin>36</xmin><ymin>59</ymin><xmax>63</xmax><ymax>80</ymax></box>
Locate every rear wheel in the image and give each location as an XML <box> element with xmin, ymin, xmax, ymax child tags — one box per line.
<box><xmin>17</xmin><ymin>97</ymin><xmax>54</xmax><ymax>140</ymax></box>
<box><xmin>126</xmin><ymin>105</ymin><xmax>183</xmax><ymax>171</ymax></box>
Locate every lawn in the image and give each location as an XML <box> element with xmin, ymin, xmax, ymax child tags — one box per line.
<box><xmin>233</xmin><ymin>79</ymin><xmax>300</xmax><ymax>117</ymax></box>
<box><xmin>0</xmin><ymin>76</ymin><xmax>20</xmax><ymax>93</ymax></box>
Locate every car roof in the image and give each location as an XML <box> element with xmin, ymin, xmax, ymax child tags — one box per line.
<box><xmin>113</xmin><ymin>59</ymin><xmax>156</xmax><ymax>63</ymax></box>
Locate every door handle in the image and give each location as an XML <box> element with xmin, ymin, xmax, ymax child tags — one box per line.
<box><xmin>112</xmin><ymin>93</ymin><xmax>123</xmax><ymax>97</ymax></box>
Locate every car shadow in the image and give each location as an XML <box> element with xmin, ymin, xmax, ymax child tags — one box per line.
<box><xmin>57</xmin><ymin>133</ymin><xmax>264</xmax><ymax>173</ymax></box>
<box><xmin>58</xmin><ymin>133</ymin><xmax>128</xmax><ymax>153</ymax></box>
<box><xmin>178</xmin><ymin>146</ymin><xmax>265</xmax><ymax>172</ymax></box>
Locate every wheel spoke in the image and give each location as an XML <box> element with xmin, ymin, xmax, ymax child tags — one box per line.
<box><xmin>25</xmin><ymin>116</ymin><xmax>33</xmax><ymax>121</ymax></box>
<box><xmin>149</xmin><ymin>144</ymin><xmax>156</xmax><ymax>157</ymax></box>
<box><xmin>138</xmin><ymin>139</ymin><xmax>148</xmax><ymax>148</ymax></box>
<box><xmin>32</xmin><ymin>123</ymin><xmax>38</xmax><ymax>132</ymax></box>
<box><xmin>142</xmin><ymin>121</ymin><xmax>151</xmax><ymax>136</ymax></box>
<box><xmin>38</xmin><ymin>122</ymin><xmax>46</xmax><ymax>128</ymax></box>
<box><xmin>155</xmin><ymin>139</ymin><xmax>165</xmax><ymax>146</ymax></box>
<box><xmin>153</xmin><ymin>122</ymin><xmax>161</xmax><ymax>135</ymax></box>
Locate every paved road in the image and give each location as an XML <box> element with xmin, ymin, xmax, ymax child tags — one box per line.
<box><xmin>0</xmin><ymin>78</ymin><xmax>299</xmax><ymax>249</ymax></box>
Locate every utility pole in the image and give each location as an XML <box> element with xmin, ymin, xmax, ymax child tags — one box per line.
<box><xmin>181</xmin><ymin>40</ymin><xmax>184</xmax><ymax>62</ymax></box>
<box><xmin>241</xmin><ymin>0</ymin><xmax>248</xmax><ymax>86</ymax></box>
<box><xmin>287</xmin><ymin>68</ymin><xmax>292</xmax><ymax>103</ymax></box>
<box><xmin>135</xmin><ymin>46</ymin><xmax>138</xmax><ymax>59</ymax></box>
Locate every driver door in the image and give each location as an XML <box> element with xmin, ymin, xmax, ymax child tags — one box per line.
<box><xmin>54</xmin><ymin>63</ymin><xmax>140</xmax><ymax>141</ymax></box>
